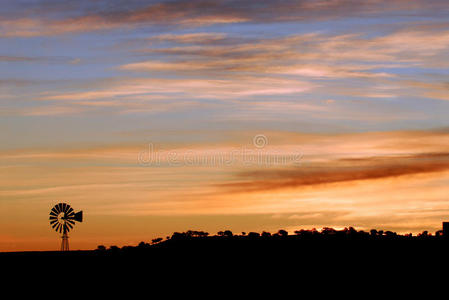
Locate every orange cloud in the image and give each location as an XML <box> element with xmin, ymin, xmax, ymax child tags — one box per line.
<box><xmin>219</xmin><ymin>153</ymin><xmax>449</xmax><ymax>193</ymax></box>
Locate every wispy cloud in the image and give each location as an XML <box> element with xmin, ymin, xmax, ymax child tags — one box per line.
<box><xmin>133</xmin><ymin>29</ymin><xmax>449</xmax><ymax>70</ymax></box>
<box><xmin>2</xmin><ymin>0</ymin><xmax>449</xmax><ymax>37</ymax></box>
<box><xmin>220</xmin><ymin>153</ymin><xmax>449</xmax><ymax>193</ymax></box>
<box><xmin>128</xmin><ymin>28</ymin><xmax>449</xmax><ymax>100</ymax></box>
<box><xmin>20</xmin><ymin>105</ymin><xmax>87</xmax><ymax>116</ymax></box>
<box><xmin>0</xmin><ymin>55</ymin><xmax>38</xmax><ymax>62</ymax></box>
<box><xmin>40</xmin><ymin>77</ymin><xmax>314</xmax><ymax>101</ymax></box>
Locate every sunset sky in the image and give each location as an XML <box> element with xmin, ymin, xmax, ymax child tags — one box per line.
<box><xmin>1</xmin><ymin>0</ymin><xmax>449</xmax><ymax>251</ymax></box>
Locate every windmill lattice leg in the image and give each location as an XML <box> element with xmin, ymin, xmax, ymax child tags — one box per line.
<box><xmin>61</xmin><ymin>233</ymin><xmax>69</xmax><ymax>251</ymax></box>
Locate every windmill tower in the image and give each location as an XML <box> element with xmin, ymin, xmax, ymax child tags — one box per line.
<box><xmin>49</xmin><ymin>203</ymin><xmax>83</xmax><ymax>251</ymax></box>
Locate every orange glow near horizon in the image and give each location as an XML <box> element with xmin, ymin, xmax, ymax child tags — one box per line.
<box><xmin>1</xmin><ymin>129</ymin><xmax>449</xmax><ymax>251</ymax></box>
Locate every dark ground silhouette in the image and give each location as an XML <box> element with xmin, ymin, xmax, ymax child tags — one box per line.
<box><xmin>3</xmin><ymin>226</ymin><xmax>449</xmax><ymax>261</ymax></box>
<box><xmin>4</xmin><ymin>226</ymin><xmax>449</xmax><ymax>282</ymax></box>
<box><xmin>5</xmin><ymin>226</ymin><xmax>447</xmax><ymax>288</ymax></box>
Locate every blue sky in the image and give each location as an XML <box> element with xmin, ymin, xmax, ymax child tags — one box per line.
<box><xmin>2</xmin><ymin>0</ymin><xmax>449</xmax><ymax>148</ymax></box>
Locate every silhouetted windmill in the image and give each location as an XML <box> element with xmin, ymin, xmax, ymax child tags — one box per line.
<box><xmin>49</xmin><ymin>203</ymin><xmax>83</xmax><ymax>251</ymax></box>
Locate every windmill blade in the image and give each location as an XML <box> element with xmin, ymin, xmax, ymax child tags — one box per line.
<box><xmin>52</xmin><ymin>221</ymin><xmax>59</xmax><ymax>228</ymax></box>
<box><xmin>57</xmin><ymin>203</ymin><xmax>63</xmax><ymax>213</ymax></box>
<box><xmin>52</xmin><ymin>206</ymin><xmax>60</xmax><ymax>214</ymax></box>
<box><xmin>66</xmin><ymin>219</ymin><xmax>75</xmax><ymax>225</ymax></box>
<box><xmin>66</xmin><ymin>214</ymin><xmax>75</xmax><ymax>220</ymax></box>
<box><xmin>64</xmin><ymin>204</ymin><xmax>72</xmax><ymax>214</ymax></box>
<box><xmin>50</xmin><ymin>219</ymin><xmax>58</xmax><ymax>225</ymax></box>
<box><xmin>49</xmin><ymin>215</ymin><xmax>57</xmax><ymax>220</ymax></box>
<box><xmin>59</xmin><ymin>224</ymin><xmax>62</xmax><ymax>233</ymax></box>
<box><xmin>66</xmin><ymin>222</ymin><xmax>73</xmax><ymax>230</ymax></box>
<box><xmin>50</xmin><ymin>210</ymin><xmax>58</xmax><ymax>217</ymax></box>
<box><xmin>62</xmin><ymin>203</ymin><xmax>67</xmax><ymax>213</ymax></box>
<box><xmin>66</xmin><ymin>207</ymin><xmax>74</xmax><ymax>216</ymax></box>
<box><xmin>55</xmin><ymin>223</ymin><xmax>61</xmax><ymax>232</ymax></box>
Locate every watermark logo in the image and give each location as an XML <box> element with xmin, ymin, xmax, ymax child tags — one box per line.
<box><xmin>253</xmin><ymin>134</ymin><xmax>268</xmax><ymax>149</ymax></box>
<box><xmin>138</xmin><ymin>134</ymin><xmax>303</xmax><ymax>167</ymax></box>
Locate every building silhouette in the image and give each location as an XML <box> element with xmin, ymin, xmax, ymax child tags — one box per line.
<box><xmin>443</xmin><ymin>222</ymin><xmax>449</xmax><ymax>238</ymax></box>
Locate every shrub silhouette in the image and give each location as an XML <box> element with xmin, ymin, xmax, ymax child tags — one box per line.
<box><xmin>95</xmin><ymin>225</ymin><xmax>449</xmax><ymax>254</ymax></box>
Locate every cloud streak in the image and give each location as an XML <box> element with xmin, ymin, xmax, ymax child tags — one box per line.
<box><xmin>219</xmin><ymin>152</ymin><xmax>449</xmax><ymax>193</ymax></box>
<box><xmin>113</xmin><ymin>27</ymin><xmax>449</xmax><ymax>105</ymax></box>
<box><xmin>39</xmin><ymin>76</ymin><xmax>314</xmax><ymax>101</ymax></box>
<box><xmin>2</xmin><ymin>0</ymin><xmax>449</xmax><ymax>36</ymax></box>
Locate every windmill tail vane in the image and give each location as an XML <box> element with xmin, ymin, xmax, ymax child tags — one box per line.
<box><xmin>49</xmin><ymin>203</ymin><xmax>83</xmax><ymax>251</ymax></box>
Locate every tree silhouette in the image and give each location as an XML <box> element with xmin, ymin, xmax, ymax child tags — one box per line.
<box><xmin>277</xmin><ymin>229</ymin><xmax>288</xmax><ymax>237</ymax></box>
<box><xmin>247</xmin><ymin>232</ymin><xmax>260</xmax><ymax>238</ymax></box>
<box><xmin>96</xmin><ymin>245</ymin><xmax>106</xmax><ymax>251</ymax></box>
<box><xmin>109</xmin><ymin>245</ymin><xmax>120</xmax><ymax>252</ymax></box>
<box><xmin>223</xmin><ymin>230</ymin><xmax>233</xmax><ymax>237</ymax></box>
<box><xmin>261</xmin><ymin>231</ymin><xmax>271</xmax><ymax>238</ymax></box>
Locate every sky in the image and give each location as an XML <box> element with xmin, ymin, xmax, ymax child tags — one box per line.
<box><xmin>1</xmin><ymin>0</ymin><xmax>449</xmax><ymax>251</ymax></box>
